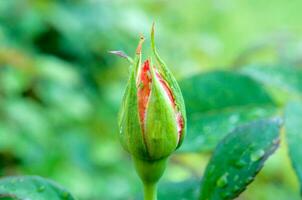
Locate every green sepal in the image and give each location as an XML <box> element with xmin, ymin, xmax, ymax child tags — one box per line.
<box><xmin>151</xmin><ymin>24</ymin><xmax>187</xmax><ymax>148</ymax></box>
<box><xmin>133</xmin><ymin>157</ymin><xmax>167</xmax><ymax>185</ymax></box>
<box><xmin>108</xmin><ymin>50</ymin><xmax>133</xmax><ymax>64</ymax></box>
<box><xmin>118</xmin><ymin>37</ymin><xmax>149</xmax><ymax>159</ymax></box>
<box><xmin>143</xmin><ymin>59</ymin><xmax>179</xmax><ymax>160</ymax></box>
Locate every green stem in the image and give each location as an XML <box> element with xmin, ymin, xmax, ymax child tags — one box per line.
<box><xmin>132</xmin><ymin>157</ymin><xmax>167</xmax><ymax>200</ymax></box>
<box><xmin>143</xmin><ymin>182</ymin><xmax>157</xmax><ymax>200</ymax></box>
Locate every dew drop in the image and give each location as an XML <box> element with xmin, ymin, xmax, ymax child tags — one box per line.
<box><xmin>216</xmin><ymin>173</ymin><xmax>228</xmax><ymax>188</ymax></box>
<box><xmin>37</xmin><ymin>185</ymin><xmax>45</xmax><ymax>192</ymax></box>
<box><xmin>221</xmin><ymin>191</ymin><xmax>231</xmax><ymax>198</ymax></box>
<box><xmin>232</xmin><ymin>185</ymin><xmax>240</xmax><ymax>192</ymax></box>
<box><xmin>234</xmin><ymin>159</ymin><xmax>247</xmax><ymax>168</ymax></box>
<box><xmin>250</xmin><ymin>149</ymin><xmax>265</xmax><ymax>161</ymax></box>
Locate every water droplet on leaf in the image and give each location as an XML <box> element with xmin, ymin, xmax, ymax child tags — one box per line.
<box><xmin>216</xmin><ymin>173</ymin><xmax>228</xmax><ymax>188</ymax></box>
<box><xmin>37</xmin><ymin>185</ymin><xmax>45</xmax><ymax>192</ymax></box>
<box><xmin>234</xmin><ymin>159</ymin><xmax>247</xmax><ymax>168</ymax></box>
<box><xmin>221</xmin><ymin>191</ymin><xmax>231</xmax><ymax>198</ymax></box>
<box><xmin>232</xmin><ymin>185</ymin><xmax>240</xmax><ymax>192</ymax></box>
<box><xmin>233</xmin><ymin>175</ymin><xmax>239</xmax><ymax>181</ymax></box>
<box><xmin>251</xmin><ymin>149</ymin><xmax>265</xmax><ymax>161</ymax></box>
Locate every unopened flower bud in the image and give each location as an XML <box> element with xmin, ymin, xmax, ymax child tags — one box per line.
<box><xmin>117</xmin><ymin>24</ymin><xmax>186</xmax><ymax>200</ymax></box>
<box><xmin>119</xmin><ymin>26</ymin><xmax>186</xmax><ymax>161</ymax></box>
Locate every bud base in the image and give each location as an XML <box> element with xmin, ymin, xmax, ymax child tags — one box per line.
<box><xmin>133</xmin><ymin>157</ymin><xmax>168</xmax><ymax>200</ymax></box>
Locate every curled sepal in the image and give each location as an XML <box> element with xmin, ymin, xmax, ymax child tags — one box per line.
<box><xmin>108</xmin><ymin>50</ymin><xmax>133</xmax><ymax>63</ymax></box>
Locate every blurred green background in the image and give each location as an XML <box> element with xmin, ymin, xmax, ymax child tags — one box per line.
<box><xmin>0</xmin><ymin>0</ymin><xmax>302</xmax><ymax>199</ymax></box>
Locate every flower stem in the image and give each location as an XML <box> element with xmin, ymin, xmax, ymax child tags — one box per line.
<box><xmin>143</xmin><ymin>182</ymin><xmax>157</xmax><ymax>200</ymax></box>
<box><xmin>132</xmin><ymin>157</ymin><xmax>167</xmax><ymax>200</ymax></box>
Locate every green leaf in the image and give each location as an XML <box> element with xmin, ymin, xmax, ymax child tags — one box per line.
<box><xmin>158</xmin><ymin>180</ymin><xmax>199</xmax><ymax>200</ymax></box>
<box><xmin>179</xmin><ymin>71</ymin><xmax>275</xmax><ymax>152</ymax></box>
<box><xmin>242</xmin><ymin>65</ymin><xmax>302</xmax><ymax>95</ymax></box>
<box><xmin>0</xmin><ymin>176</ymin><xmax>75</xmax><ymax>200</ymax></box>
<box><xmin>199</xmin><ymin>118</ymin><xmax>281</xmax><ymax>200</ymax></box>
<box><xmin>285</xmin><ymin>101</ymin><xmax>302</xmax><ymax>194</ymax></box>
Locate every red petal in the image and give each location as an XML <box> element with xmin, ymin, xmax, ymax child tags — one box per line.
<box><xmin>137</xmin><ymin>60</ymin><xmax>152</xmax><ymax>125</ymax></box>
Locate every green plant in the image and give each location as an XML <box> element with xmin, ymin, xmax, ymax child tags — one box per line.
<box><xmin>117</xmin><ymin>24</ymin><xmax>186</xmax><ymax>200</ymax></box>
<box><xmin>1</xmin><ymin>24</ymin><xmax>302</xmax><ymax>200</ymax></box>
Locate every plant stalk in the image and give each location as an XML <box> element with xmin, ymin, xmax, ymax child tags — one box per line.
<box><xmin>133</xmin><ymin>157</ymin><xmax>167</xmax><ymax>200</ymax></box>
<box><xmin>143</xmin><ymin>182</ymin><xmax>157</xmax><ymax>200</ymax></box>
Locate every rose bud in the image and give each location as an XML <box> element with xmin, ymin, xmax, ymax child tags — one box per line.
<box><xmin>117</xmin><ymin>24</ymin><xmax>186</xmax><ymax>200</ymax></box>
<box><xmin>119</xmin><ymin>28</ymin><xmax>186</xmax><ymax>162</ymax></box>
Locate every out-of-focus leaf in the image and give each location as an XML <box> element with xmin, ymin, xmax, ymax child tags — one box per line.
<box><xmin>35</xmin><ymin>56</ymin><xmax>81</xmax><ymax>86</ymax></box>
<box><xmin>158</xmin><ymin>180</ymin><xmax>199</xmax><ymax>200</ymax></box>
<box><xmin>0</xmin><ymin>66</ymin><xmax>31</xmax><ymax>97</ymax></box>
<box><xmin>0</xmin><ymin>176</ymin><xmax>75</xmax><ymax>200</ymax></box>
<box><xmin>181</xmin><ymin>71</ymin><xmax>274</xmax><ymax>113</ymax></box>
<box><xmin>285</xmin><ymin>101</ymin><xmax>302</xmax><ymax>194</ymax></box>
<box><xmin>242</xmin><ymin>65</ymin><xmax>302</xmax><ymax>95</ymax></box>
<box><xmin>179</xmin><ymin>71</ymin><xmax>275</xmax><ymax>152</ymax></box>
<box><xmin>34</xmin><ymin>56</ymin><xmax>93</xmax><ymax>121</ymax></box>
<box><xmin>199</xmin><ymin>118</ymin><xmax>281</xmax><ymax>200</ymax></box>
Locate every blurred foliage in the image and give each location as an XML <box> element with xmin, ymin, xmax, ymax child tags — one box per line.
<box><xmin>1</xmin><ymin>0</ymin><xmax>302</xmax><ymax>200</ymax></box>
<box><xmin>285</xmin><ymin>101</ymin><xmax>302</xmax><ymax>194</ymax></box>
<box><xmin>0</xmin><ymin>176</ymin><xmax>75</xmax><ymax>200</ymax></box>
